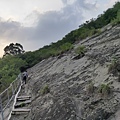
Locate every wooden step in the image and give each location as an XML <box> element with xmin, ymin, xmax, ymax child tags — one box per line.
<box><xmin>12</xmin><ymin>108</ymin><xmax>30</xmax><ymax>115</ymax></box>
<box><xmin>15</xmin><ymin>100</ymin><xmax>31</xmax><ymax>108</ymax></box>
<box><xmin>17</xmin><ymin>95</ymin><xmax>31</xmax><ymax>99</ymax></box>
<box><xmin>17</xmin><ymin>97</ymin><xmax>30</xmax><ymax>101</ymax></box>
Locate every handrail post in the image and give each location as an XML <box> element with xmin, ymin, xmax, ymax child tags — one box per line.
<box><xmin>7</xmin><ymin>89</ymin><xmax>10</xmax><ymax>107</ymax></box>
<box><xmin>0</xmin><ymin>95</ymin><xmax>4</xmax><ymax>120</ymax></box>
<box><xmin>11</xmin><ymin>83</ymin><xmax>15</xmax><ymax>95</ymax></box>
<box><xmin>0</xmin><ymin>74</ymin><xmax>22</xmax><ymax>120</ymax></box>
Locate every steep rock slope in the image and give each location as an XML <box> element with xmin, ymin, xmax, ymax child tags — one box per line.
<box><xmin>11</xmin><ymin>24</ymin><xmax>120</xmax><ymax>120</ymax></box>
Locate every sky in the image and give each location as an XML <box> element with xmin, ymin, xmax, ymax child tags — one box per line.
<box><xmin>0</xmin><ymin>0</ymin><xmax>119</xmax><ymax>57</ymax></box>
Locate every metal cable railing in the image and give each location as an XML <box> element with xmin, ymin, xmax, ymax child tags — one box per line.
<box><xmin>0</xmin><ymin>74</ymin><xmax>22</xmax><ymax>120</ymax></box>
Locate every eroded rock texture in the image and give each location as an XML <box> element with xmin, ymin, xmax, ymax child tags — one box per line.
<box><xmin>11</xmin><ymin>24</ymin><xmax>120</xmax><ymax>120</ymax></box>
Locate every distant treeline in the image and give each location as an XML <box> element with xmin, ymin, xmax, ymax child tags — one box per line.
<box><xmin>0</xmin><ymin>2</ymin><xmax>120</xmax><ymax>92</ymax></box>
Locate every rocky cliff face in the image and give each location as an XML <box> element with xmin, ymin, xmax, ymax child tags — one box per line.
<box><xmin>11</xmin><ymin>24</ymin><xmax>120</xmax><ymax>120</ymax></box>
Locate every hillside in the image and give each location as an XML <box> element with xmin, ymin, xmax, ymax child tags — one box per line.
<box><xmin>10</xmin><ymin>23</ymin><xmax>120</xmax><ymax>120</ymax></box>
<box><xmin>0</xmin><ymin>2</ymin><xmax>120</xmax><ymax>93</ymax></box>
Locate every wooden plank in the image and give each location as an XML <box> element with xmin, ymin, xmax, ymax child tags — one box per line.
<box><xmin>12</xmin><ymin>108</ymin><xmax>30</xmax><ymax>112</ymax></box>
<box><xmin>17</xmin><ymin>97</ymin><xmax>30</xmax><ymax>101</ymax></box>
<box><xmin>12</xmin><ymin>109</ymin><xmax>31</xmax><ymax>115</ymax></box>
<box><xmin>15</xmin><ymin>100</ymin><xmax>31</xmax><ymax>108</ymax></box>
<box><xmin>17</xmin><ymin>96</ymin><xmax>31</xmax><ymax>99</ymax></box>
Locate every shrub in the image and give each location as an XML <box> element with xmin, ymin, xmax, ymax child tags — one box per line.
<box><xmin>60</xmin><ymin>43</ymin><xmax>73</xmax><ymax>52</ymax></box>
<box><xmin>98</xmin><ymin>84</ymin><xmax>110</xmax><ymax>97</ymax></box>
<box><xmin>40</xmin><ymin>85</ymin><xmax>50</xmax><ymax>95</ymax></box>
<box><xmin>20</xmin><ymin>103</ymin><xmax>25</xmax><ymax>107</ymax></box>
<box><xmin>75</xmin><ymin>45</ymin><xmax>86</xmax><ymax>55</ymax></box>
<box><xmin>108</xmin><ymin>58</ymin><xmax>119</xmax><ymax>75</ymax></box>
<box><xmin>111</xmin><ymin>10</ymin><xmax>120</xmax><ymax>25</ymax></box>
<box><xmin>96</xmin><ymin>29</ymin><xmax>102</xmax><ymax>35</ymax></box>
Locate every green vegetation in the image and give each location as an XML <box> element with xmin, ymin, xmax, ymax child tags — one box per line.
<box><xmin>0</xmin><ymin>56</ymin><xmax>27</xmax><ymax>92</ymax></box>
<box><xmin>40</xmin><ymin>85</ymin><xmax>50</xmax><ymax>95</ymax></box>
<box><xmin>20</xmin><ymin>103</ymin><xmax>25</xmax><ymax>107</ymax></box>
<box><xmin>0</xmin><ymin>2</ymin><xmax>120</xmax><ymax>92</ymax></box>
<box><xmin>98</xmin><ymin>84</ymin><xmax>110</xmax><ymax>97</ymax></box>
<box><xmin>3</xmin><ymin>43</ymin><xmax>24</xmax><ymax>57</ymax></box>
<box><xmin>86</xmin><ymin>82</ymin><xmax>111</xmax><ymax>97</ymax></box>
<box><xmin>60</xmin><ymin>43</ymin><xmax>73</xmax><ymax>52</ymax></box>
<box><xmin>19</xmin><ymin>1</ymin><xmax>120</xmax><ymax>67</ymax></box>
<box><xmin>111</xmin><ymin>8</ymin><xmax>120</xmax><ymax>25</ymax></box>
<box><xmin>75</xmin><ymin>45</ymin><xmax>86</xmax><ymax>55</ymax></box>
<box><xmin>108</xmin><ymin>58</ymin><xmax>120</xmax><ymax>82</ymax></box>
<box><xmin>108</xmin><ymin>58</ymin><xmax>119</xmax><ymax>75</ymax></box>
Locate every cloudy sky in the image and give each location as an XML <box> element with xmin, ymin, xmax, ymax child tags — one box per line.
<box><xmin>0</xmin><ymin>0</ymin><xmax>119</xmax><ymax>57</ymax></box>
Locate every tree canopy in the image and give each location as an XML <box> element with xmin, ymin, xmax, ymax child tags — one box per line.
<box><xmin>3</xmin><ymin>43</ymin><xmax>25</xmax><ymax>57</ymax></box>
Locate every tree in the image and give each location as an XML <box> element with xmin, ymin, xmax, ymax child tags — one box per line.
<box><xmin>3</xmin><ymin>43</ymin><xmax>25</xmax><ymax>57</ymax></box>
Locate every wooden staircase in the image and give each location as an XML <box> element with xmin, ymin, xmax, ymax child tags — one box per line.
<box><xmin>11</xmin><ymin>85</ymin><xmax>31</xmax><ymax>115</ymax></box>
<box><xmin>17</xmin><ymin>96</ymin><xmax>31</xmax><ymax>101</ymax></box>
